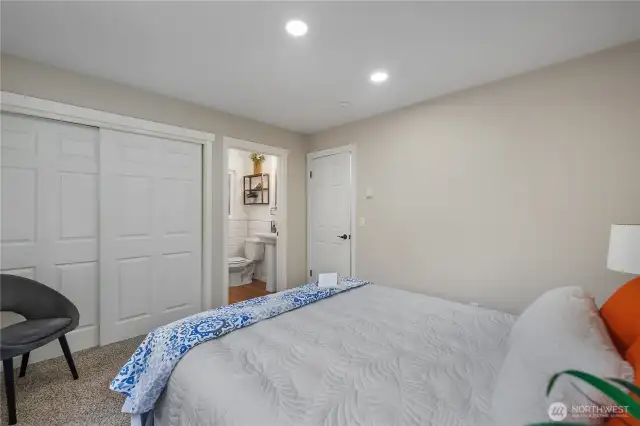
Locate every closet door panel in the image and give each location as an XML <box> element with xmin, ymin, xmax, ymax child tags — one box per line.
<box><xmin>1</xmin><ymin>114</ymin><xmax>39</xmax><ymax>280</ymax></box>
<box><xmin>58</xmin><ymin>262</ymin><xmax>99</xmax><ymax>329</ymax></box>
<box><xmin>1</xmin><ymin>167</ymin><xmax>36</xmax><ymax>245</ymax></box>
<box><xmin>1</xmin><ymin>113</ymin><xmax>99</xmax><ymax>362</ymax></box>
<box><xmin>100</xmin><ymin>129</ymin><xmax>202</xmax><ymax>345</ymax></box>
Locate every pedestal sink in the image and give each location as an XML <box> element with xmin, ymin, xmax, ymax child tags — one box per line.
<box><xmin>255</xmin><ymin>233</ymin><xmax>277</xmax><ymax>292</ymax></box>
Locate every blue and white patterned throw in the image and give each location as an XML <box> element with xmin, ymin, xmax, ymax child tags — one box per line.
<box><xmin>110</xmin><ymin>277</ymin><xmax>369</xmax><ymax>414</ymax></box>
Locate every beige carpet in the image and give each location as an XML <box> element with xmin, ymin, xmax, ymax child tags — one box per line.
<box><xmin>1</xmin><ymin>336</ymin><xmax>144</xmax><ymax>425</ymax></box>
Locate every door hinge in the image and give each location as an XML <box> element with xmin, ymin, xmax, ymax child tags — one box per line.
<box><xmin>310</xmin><ymin>269</ymin><xmax>313</xmax><ymax>277</ymax></box>
<box><xmin>309</xmin><ymin>171</ymin><xmax>313</xmax><ymax>179</ymax></box>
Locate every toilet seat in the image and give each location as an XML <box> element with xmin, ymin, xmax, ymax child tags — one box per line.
<box><xmin>229</xmin><ymin>256</ymin><xmax>250</xmax><ymax>267</ymax></box>
<box><xmin>228</xmin><ymin>257</ymin><xmax>255</xmax><ymax>286</ymax></box>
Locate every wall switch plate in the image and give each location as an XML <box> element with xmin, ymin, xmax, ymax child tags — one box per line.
<box><xmin>365</xmin><ymin>187</ymin><xmax>374</xmax><ymax>199</ymax></box>
<box><xmin>358</xmin><ymin>217</ymin><xmax>366</xmax><ymax>226</ymax></box>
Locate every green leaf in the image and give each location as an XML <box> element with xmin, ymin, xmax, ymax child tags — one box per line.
<box><xmin>546</xmin><ymin>370</ymin><xmax>640</xmax><ymax>419</ymax></box>
<box><xmin>608</xmin><ymin>378</ymin><xmax>640</xmax><ymax>399</ymax></box>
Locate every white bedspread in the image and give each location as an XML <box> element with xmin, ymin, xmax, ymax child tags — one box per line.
<box><xmin>153</xmin><ymin>284</ymin><xmax>516</xmax><ymax>426</ymax></box>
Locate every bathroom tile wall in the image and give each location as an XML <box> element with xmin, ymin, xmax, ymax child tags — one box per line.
<box><xmin>229</xmin><ymin>219</ymin><xmax>247</xmax><ymax>257</ymax></box>
<box><xmin>247</xmin><ymin>220</ymin><xmax>271</xmax><ymax>236</ymax></box>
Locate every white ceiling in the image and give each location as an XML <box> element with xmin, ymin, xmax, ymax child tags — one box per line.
<box><xmin>2</xmin><ymin>2</ymin><xmax>640</xmax><ymax>134</ymax></box>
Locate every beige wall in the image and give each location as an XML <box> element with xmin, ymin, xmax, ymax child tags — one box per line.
<box><xmin>0</xmin><ymin>53</ymin><xmax>308</xmax><ymax>290</ymax></box>
<box><xmin>4</xmin><ymin>40</ymin><xmax>639</xmax><ymax>313</ymax></box>
<box><xmin>309</xmin><ymin>41</ymin><xmax>640</xmax><ymax>313</ymax></box>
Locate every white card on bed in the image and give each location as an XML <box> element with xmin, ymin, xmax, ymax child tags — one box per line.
<box><xmin>318</xmin><ymin>273</ymin><xmax>339</xmax><ymax>288</ymax></box>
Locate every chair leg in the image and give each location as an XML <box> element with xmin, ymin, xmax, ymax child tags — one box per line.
<box><xmin>19</xmin><ymin>352</ymin><xmax>30</xmax><ymax>378</ymax></box>
<box><xmin>3</xmin><ymin>358</ymin><xmax>17</xmax><ymax>425</ymax></box>
<box><xmin>58</xmin><ymin>335</ymin><xmax>78</xmax><ymax>380</ymax></box>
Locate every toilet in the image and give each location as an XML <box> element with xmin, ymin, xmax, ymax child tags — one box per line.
<box><xmin>228</xmin><ymin>237</ymin><xmax>264</xmax><ymax>286</ymax></box>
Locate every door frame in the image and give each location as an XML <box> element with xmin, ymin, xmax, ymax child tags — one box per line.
<box><xmin>1</xmin><ymin>91</ymin><xmax>215</xmax><ymax>334</ymax></box>
<box><xmin>219</xmin><ymin>137</ymin><xmax>289</xmax><ymax>305</ymax></box>
<box><xmin>306</xmin><ymin>145</ymin><xmax>357</xmax><ymax>279</ymax></box>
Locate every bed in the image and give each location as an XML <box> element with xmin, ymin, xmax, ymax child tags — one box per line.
<box><xmin>151</xmin><ymin>284</ymin><xmax>515</xmax><ymax>426</ymax></box>
<box><xmin>115</xmin><ymin>277</ymin><xmax>639</xmax><ymax>426</ymax></box>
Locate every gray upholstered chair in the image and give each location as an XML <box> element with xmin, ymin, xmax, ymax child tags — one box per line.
<box><xmin>1</xmin><ymin>274</ymin><xmax>80</xmax><ymax>425</ymax></box>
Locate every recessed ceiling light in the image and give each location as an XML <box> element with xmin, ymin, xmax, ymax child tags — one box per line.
<box><xmin>286</xmin><ymin>20</ymin><xmax>308</xmax><ymax>37</ymax></box>
<box><xmin>370</xmin><ymin>70</ymin><xmax>389</xmax><ymax>84</ymax></box>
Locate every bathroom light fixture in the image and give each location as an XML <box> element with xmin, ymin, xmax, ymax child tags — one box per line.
<box><xmin>369</xmin><ymin>70</ymin><xmax>389</xmax><ymax>84</ymax></box>
<box><xmin>286</xmin><ymin>20</ymin><xmax>308</xmax><ymax>37</ymax></box>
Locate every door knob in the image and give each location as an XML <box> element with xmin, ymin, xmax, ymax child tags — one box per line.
<box><xmin>337</xmin><ymin>234</ymin><xmax>348</xmax><ymax>240</ymax></box>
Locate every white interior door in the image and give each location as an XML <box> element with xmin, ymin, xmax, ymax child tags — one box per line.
<box><xmin>1</xmin><ymin>113</ymin><xmax>99</xmax><ymax>361</ymax></box>
<box><xmin>308</xmin><ymin>151</ymin><xmax>352</xmax><ymax>281</ymax></box>
<box><xmin>100</xmin><ymin>129</ymin><xmax>202</xmax><ymax>345</ymax></box>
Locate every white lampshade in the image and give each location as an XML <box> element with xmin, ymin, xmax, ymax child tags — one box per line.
<box><xmin>607</xmin><ymin>224</ymin><xmax>640</xmax><ymax>274</ymax></box>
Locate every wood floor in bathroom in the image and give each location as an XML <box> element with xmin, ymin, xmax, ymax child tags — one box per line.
<box><xmin>229</xmin><ymin>279</ymin><xmax>271</xmax><ymax>304</ymax></box>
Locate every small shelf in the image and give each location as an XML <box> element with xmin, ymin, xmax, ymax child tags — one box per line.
<box><xmin>244</xmin><ymin>173</ymin><xmax>270</xmax><ymax>205</ymax></box>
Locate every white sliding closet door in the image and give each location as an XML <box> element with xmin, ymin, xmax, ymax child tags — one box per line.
<box><xmin>99</xmin><ymin>129</ymin><xmax>202</xmax><ymax>345</ymax></box>
<box><xmin>1</xmin><ymin>113</ymin><xmax>100</xmax><ymax>360</ymax></box>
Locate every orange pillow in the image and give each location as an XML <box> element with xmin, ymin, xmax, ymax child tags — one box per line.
<box><xmin>601</xmin><ymin>276</ymin><xmax>640</xmax><ymax>426</ymax></box>
<box><xmin>605</xmin><ymin>339</ymin><xmax>640</xmax><ymax>425</ymax></box>
<box><xmin>600</xmin><ymin>276</ymin><xmax>640</xmax><ymax>354</ymax></box>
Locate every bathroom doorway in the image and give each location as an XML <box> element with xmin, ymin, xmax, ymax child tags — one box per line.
<box><xmin>222</xmin><ymin>138</ymin><xmax>288</xmax><ymax>305</ymax></box>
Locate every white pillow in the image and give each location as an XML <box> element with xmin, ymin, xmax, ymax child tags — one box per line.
<box><xmin>492</xmin><ymin>286</ymin><xmax>634</xmax><ymax>426</ymax></box>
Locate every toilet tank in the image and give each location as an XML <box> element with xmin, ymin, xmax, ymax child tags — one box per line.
<box><xmin>244</xmin><ymin>237</ymin><xmax>265</xmax><ymax>261</ymax></box>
